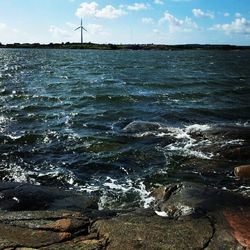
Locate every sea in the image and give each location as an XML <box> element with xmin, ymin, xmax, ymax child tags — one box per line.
<box><xmin>0</xmin><ymin>48</ymin><xmax>250</xmax><ymax>209</ymax></box>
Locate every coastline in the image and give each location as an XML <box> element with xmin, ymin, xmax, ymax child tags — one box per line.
<box><xmin>0</xmin><ymin>180</ymin><xmax>249</xmax><ymax>249</ymax></box>
<box><xmin>0</xmin><ymin>42</ymin><xmax>250</xmax><ymax>51</ymax></box>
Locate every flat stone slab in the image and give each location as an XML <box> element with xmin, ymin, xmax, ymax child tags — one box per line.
<box><xmin>94</xmin><ymin>210</ymin><xmax>213</xmax><ymax>250</ymax></box>
<box><xmin>0</xmin><ymin>210</ymin><xmax>106</xmax><ymax>249</ymax></box>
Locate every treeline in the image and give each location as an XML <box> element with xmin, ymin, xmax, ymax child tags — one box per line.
<box><xmin>0</xmin><ymin>42</ymin><xmax>249</xmax><ymax>50</ymax></box>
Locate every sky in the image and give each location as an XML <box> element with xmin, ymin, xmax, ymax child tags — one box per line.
<box><xmin>0</xmin><ymin>0</ymin><xmax>250</xmax><ymax>45</ymax></box>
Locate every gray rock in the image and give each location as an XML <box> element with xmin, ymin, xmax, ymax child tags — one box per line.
<box><xmin>152</xmin><ymin>182</ymin><xmax>250</xmax><ymax>219</ymax></box>
<box><xmin>123</xmin><ymin>121</ymin><xmax>161</xmax><ymax>133</ymax></box>
<box><xmin>0</xmin><ymin>182</ymin><xmax>98</xmax><ymax>212</ymax></box>
<box><xmin>94</xmin><ymin>211</ymin><xmax>213</xmax><ymax>250</ymax></box>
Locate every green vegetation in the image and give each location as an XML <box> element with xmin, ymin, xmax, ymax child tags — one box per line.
<box><xmin>0</xmin><ymin>42</ymin><xmax>249</xmax><ymax>50</ymax></box>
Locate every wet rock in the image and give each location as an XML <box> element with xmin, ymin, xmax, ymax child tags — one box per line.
<box><xmin>234</xmin><ymin>165</ymin><xmax>250</xmax><ymax>179</ymax></box>
<box><xmin>0</xmin><ymin>182</ymin><xmax>98</xmax><ymax>212</ymax></box>
<box><xmin>152</xmin><ymin>182</ymin><xmax>250</xmax><ymax>219</ymax></box>
<box><xmin>94</xmin><ymin>210</ymin><xmax>213</xmax><ymax>250</ymax></box>
<box><xmin>202</xmin><ymin>125</ymin><xmax>250</xmax><ymax>141</ymax></box>
<box><xmin>123</xmin><ymin>121</ymin><xmax>161</xmax><ymax>133</ymax></box>
<box><xmin>151</xmin><ymin>183</ymin><xmax>250</xmax><ymax>249</ymax></box>
<box><xmin>221</xmin><ymin>146</ymin><xmax>250</xmax><ymax>161</ymax></box>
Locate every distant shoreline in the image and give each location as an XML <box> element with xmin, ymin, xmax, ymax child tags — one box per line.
<box><xmin>0</xmin><ymin>42</ymin><xmax>250</xmax><ymax>50</ymax></box>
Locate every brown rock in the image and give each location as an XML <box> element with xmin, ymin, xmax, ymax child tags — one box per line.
<box><xmin>234</xmin><ymin>165</ymin><xmax>250</xmax><ymax>179</ymax></box>
<box><xmin>0</xmin><ymin>223</ymin><xmax>71</xmax><ymax>248</ymax></box>
<box><xmin>224</xmin><ymin>208</ymin><xmax>250</xmax><ymax>249</ymax></box>
<box><xmin>39</xmin><ymin>235</ymin><xmax>107</xmax><ymax>250</ymax></box>
<box><xmin>42</xmin><ymin>218</ymin><xmax>89</xmax><ymax>232</ymax></box>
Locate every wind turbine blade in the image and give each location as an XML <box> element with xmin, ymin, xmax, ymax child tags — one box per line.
<box><xmin>75</xmin><ymin>26</ymin><xmax>81</xmax><ymax>31</ymax></box>
<box><xmin>83</xmin><ymin>27</ymin><xmax>88</xmax><ymax>32</ymax></box>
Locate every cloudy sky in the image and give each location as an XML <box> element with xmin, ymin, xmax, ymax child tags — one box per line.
<box><xmin>0</xmin><ymin>0</ymin><xmax>250</xmax><ymax>45</ymax></box>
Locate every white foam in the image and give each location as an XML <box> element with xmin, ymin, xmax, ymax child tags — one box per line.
<box><xmin>185</xmin><ymin>124</ymin><xmax>211</xmax><ymax>133</ymax></box>
<box><xmin>158</xmin><ymin>124</ymin><xmax>214</xmax><ymax>159</ymax></box>
<box><xmin>2</xmin><ymin>163</ymin><xmax>39</xmax><ymax>185</ymax></box>
<box><xmin>137</xmin><ymin>181</ymin><xmax>155</xmax><ymax>208</ymax></box>
<box><xmin>223</xmin><ymin>139</ymin><xmax>245</xmax><ymax>146</ymax></box>
<box><xmin>12</xmin><ymin>197</ymin><xmax>20</xmax><ymax>203</ymax></box>
<box><xmin>80</xmin><ymin>176</ymin><xmax>154</xmax><ymax>210</ymax></box>
<box><xmin>103</xmin><ymin>178</ymin><xmax>131</xmax><ymax>192</ymax></box>
<box><xmin>37</xmin><ymin>166</ymin><xmax>78</xmax><ymax>187</ymax></box>
<box><xmin>155</xmin><ymin>211</ymin><xmax>169</xmax><ymax>217</ymax></box>
<box><xmin>134</xmin><ymin>131</ymin><xmax>169</xmax><ymax>138</ymax></box>
<box><xmin>155</xmin><ymin>205</ymin><xmax>194</xmax><ymax>218</ymax></box>
<box><xmin>0</xmin><ymin>115</ymin><xmax>7</xmax><ymax>124</ymax></box>
<box><xmin>7</xmin><ymin>134</ymin><xmax>23</xmax><ymax>140</ymax></box>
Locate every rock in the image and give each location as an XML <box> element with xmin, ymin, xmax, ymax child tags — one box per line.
<box><xmin>0</xmin><ymin>222</ymin><xmax>71</xmax><ymax>248</ymax></box>
<box><xmin>206</xmin><ymin>211</ymin><xmax>245</xmax><ymax>250</ymax></box>
<box><xmin>221</xmin><ymin>146</ymin><xmax>250</xmax><ymax>161</ymax></box>
<box><xmin>151</xmin><ymin>182</ymin><xmax>250</xmax><ymax>249</ymax></box>
<box><xmin>150</xmin><ymin>185</ymin><xmax>178</xmax><ymax>201</ymax></box>
<box><xmin>202</xmin><ymin>125</ymin><xmax>250</xmax><ymax>141</ymax></box>
<box><xmin>224</xmin><ymin>208</ymin><xmax>250</xmax><ymax>249</ymax></box>
<box><xmin>94</xmin><ymin>210</ymin><xmax>214</xmax><ymax>250</ymax></box>
<box><xmin>0</xmin><ymin>182</ymin><xmax>98</xmax><ymax>211</ymax></box>
<box><xmin>0</xmin><ymin>181</ymin><xmax>249</xmax><ymax>249</ymax></box>
<box><xmin>0</xmin><ymin>210</ymin><xmax>106</xmax><ymax>250</ymax></box>
<box><xmin>234</xmin><ymin>165</ymin><xmax>250</xmax><ymax>179</ymax></box>
<box><xmin>123</xmin><ymin>121</ymin><xmax>161</xmax><ymax>133</ymax></box>
<box><xmin>152</xmin><ymin>182</ymin><xmax>250</xmax><ymax>219</ymax></box>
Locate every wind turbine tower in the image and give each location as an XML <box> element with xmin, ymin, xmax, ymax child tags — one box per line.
<box><xmin>75</xmin><ymin>19</ymin><xmax>87</xmax><ymax>44</ymax></box>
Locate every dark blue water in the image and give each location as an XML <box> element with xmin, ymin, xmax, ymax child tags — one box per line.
<box><xmin>1</xmin><ymin>48</ymin><xmax>250</xmax><ymax>208</ymax></box>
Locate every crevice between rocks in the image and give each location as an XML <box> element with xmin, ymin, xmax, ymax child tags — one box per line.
<box><xmin>201</xmin><ymin>216</ymin><xmax>216</xmax><ymax>250</ymax></box>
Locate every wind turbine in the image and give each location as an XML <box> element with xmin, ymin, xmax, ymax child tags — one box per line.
<box><xmin>75</xmin><ymin>19</ymin><xmax>87</xmax><ymax>44</ymax></box>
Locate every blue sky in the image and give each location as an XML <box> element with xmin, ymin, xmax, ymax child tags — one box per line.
<box><xmin>0</xmin><ymin>0</ymin><xmax>250</xmax><ymax>45</ymax></box>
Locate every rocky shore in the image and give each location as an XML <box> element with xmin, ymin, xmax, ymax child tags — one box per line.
<box><xmin>0</xmin><ymin>180</ymin><xmax>249</xmax><ymax>250</ymax></box>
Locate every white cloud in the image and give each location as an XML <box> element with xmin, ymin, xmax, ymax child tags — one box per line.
<box><xmin>153</xmin><ymin>29</ymin><xmax>161</xmax><ymax>34</ymax></box>
<box><xmin>86</xmin><ymin>23</ymin><xmax>110</xmax><ymax>36</ymax></box>
<box><xmin>86</xmin><ymin>23</ymin><xmax>102</xmax><ymax>34</ymax></box>
<box><xmin>66</xmin><ymin>22</ymin><xmax>76</xmax><ymax>29</ymax></box>
<box><xmin>0</xmin><ymin>22</ymin><xmax>7</xmax><ymax>30</ymax></box>
<box><xmin>96</xmin><ymin>5</ymin><xmax>127</xmax><ymax>18</ymax></box>
<box><xmin>211</xmin><ymin>18</ymin><xmax>250</xmax><ymax>34</ymax></box>
<box><xmin>235</xmin><ymin>12</ymin><xmax>242</xmax><ymax>18</ymax></box>
<box><xmin>0</xmin><ymin>22</ymin><xmax>19</xmax><ymax>35</ymax></box>
<box><xmin>76</xmin><ymin>2</ymin><xmax>98</xmax><ymax>18</ymax></box>
<box><xmin>142</xmin><ymin>17</ymin><xmax>154</xmax><ymax>24</ymax></box>
<box><xmin>127</xmin><ymin>3</ymin><xmax>148</xmax><ymax>11</ymax></box>
<box><xmin>154</xmin><ymin>0</ymin><xmax>164</xmax><ymax>5</ymax></box>
<box><xmin>224</xmin><ymin>12</ymin><xmax>230</xmax><ymax>17</ymax></box>
<box><xmin>75</xmin><ymin>2</ymin><xmax>127</xmax><ymax>19</ymax></box>
<box><xmin>192</xmin><ymin>9</ymin><xmax>214</xmax><ymax>19</ymax></box>
<box><xmin>159</xmin><ymin>12</ymin><xmax>198</xmax><ymax>33</ymax></box>
<box><xmin>49</xmin><ymin>25</ymin><xmax>70</xmax><ymax>38</ymax></box>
